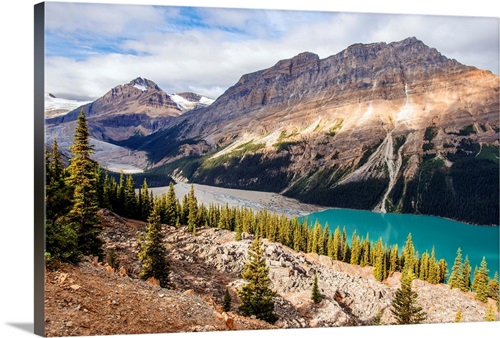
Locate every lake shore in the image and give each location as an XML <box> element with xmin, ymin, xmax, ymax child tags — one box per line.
<box><xmin>148</xmin><ymin>182</ymin><xmax>324</xmax><ymax>218</ymax></box>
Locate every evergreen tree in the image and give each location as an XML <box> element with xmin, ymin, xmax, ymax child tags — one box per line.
<box><xmin>390</xmin><ymin>272</ymin><xmax>427</xmax><ymax>325</ymax></box>
<box><xmin>361</xmin><ymin>234</ymin><xmax>372</xmax><ymax>267</ymax></box>
<box><xmin>311</xmin><ymin>221</ymin><xmax>321</xmax><ymax>254</ymax></box>
<box><xmin>484</xmin><ymin>302</ymin><xmax>496</xmax><ymax>321</ymax></box>
<box><xmin>66</xmin><ymin>109</ymin><xmax>103</xmax><ymax>258</ymax></box>
<box><xmin>438</xmin><ymin>259</ymin><xmax>448</xmax><ymax>284</ymax></box>
<box><xmin>223</xmin><ymin>288</ymin><xmax>232</xmax><ymax>312</ymax></box>
<box><xmin>401</xmin><ymin>233</ymin><xmax>416</xmax><ymax>275</ymax></box>
<box><xmin>48</xmin><ymin>139</ymin><xmax>64</xmax><ymax>185</ymax></box>
<box><xmin>45</xmin><ymin>140</ymin><xmax>73</xmax><ymax>223</ymax></box>
<box><xmin>427</xmin><ymin>247</ymin><xmax>439</xmax><ymax>284</ymax></box>
<box><xmin>138</xmin><ymin>201</ymin><xmax>171</xmax><ymax>288</ymax></box>
<box><xmin>293</xmin><ymin>223</ymin><xmax>303</xmax><ymax>252</ymax></box>
<box><xmin>488</xmin><ymin>271</ymin><xmax>499</xmax><ymax>301</ymax></box>
<box><xmin>350</xmin><ymin>230</ymin><xmax>361</xmax><ymax>265</ymax></box>
<box><xmin>388</xmin><ymin>244</ymin><xmax>399</xmax><ymax>274</ymax></box>
<box><xmin>45</xmin><ymin>216</ymin><xmax>81</xmax><ymax>265</ymax></box>
<box><xmin>462</xmin><ymin>255</ymin><xmax>472</xmax><ymax>292</ymax></box>
<box><xmin>235</xmin><ymin>220</ymin><xmax>243</xmax><ymax>241</ymax></box>
<box><xmin>419</xmin><ymin>252</ymin><xmax>430</xmax><ymax>281</ymax></box>
<box><xmin>332</xmin><ymin>227</ymin><xmax>341</xmax><ymax>260</ymax></box>
<box><xmin>186</xmin><ymin>185</ymin><xmax>198</xmax><ymax>233</ymax></box>
<box><xmin>448</xmin><ymin>248</ymin><xmax>465</xmax><ymax>290</ymax></box>
<box><xmin>373</xmin><ymin>308</ymin><xmax>383</xmax><ymax>325</ymax></box>
<box><xmin>472</xmin><ymin>257</ymin><xmax>490</xmax><ymax>302</ymax></box>
<box><xmin>124</xmin><ymin>174</ymin><xmax>137</xmax><ymax>218</ymax></box>
<box><xmin>164</xmin><ymin>182</ymin><xmax>178</xmax><ymax>226</ymax></box>
<box><xmin>117</xmin><ymin>171</ymin><xmax>126</xmax><ymax>215</ymax></box>
<box><xmin>454</xmin><ymin>308</ymin><xmax>463</xmax><ymax>322</ymax></box>
<box><xmin>238</xmin><ymin>237</ymin><xmax>278</xmax><ymax>324</ymax></box>
<box><xmin>341</xmin><ymin>227</ymin><xmax>350</xmax><ymax>263</ymax></box>
<box><xmin>140</xmin><ymin>178</ymin><xmax>152</xmax><ymax>221</ymax></box>
<box><xmin>311</xmin><ymin>273</ymin><xmax>322</xmax><ymax>304</ymax></box>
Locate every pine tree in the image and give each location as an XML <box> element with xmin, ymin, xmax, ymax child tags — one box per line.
<box><xmin>138</xmin><ymin>201</ymin><xmax>171</xmax><ymax>288</ymax></box>
<box><xmin>117</xmin><ymin>171</ymin><xmax>126</xmax><ymax>215</ymax></box>
<box><xmin>484</xmin><ymin>302</ymin><xmax>496</xmax><ymax>321</ymax></box>
<box><xmin>237</xmin><ymin>237</ymin><xmax>278</xmax><ymax>324</ymax></box>
<box><xmin>164</xmin><ymin>182</ymin><xmax>178</xmax><ymax>226</ymax></box>
<box><xmin>390</xmin><ymin>271</ymin><xmax>427</xmax><ymax>325</ymax></box>
<box><xmin>462</xmin><ymin>255</ymin><xmax>472</xmax><ymax>292</ymax></box>
<box><xmin>45</xmin><ymin>216</ymin><xmax>81</xmax><ymax>264</ymax></box>
<box><xmin>66</xmin><ymin>109</ymin><xmax>103</xmax><ymax>258</ymax></box>
<box><xmin>438</xmin><ymin>259</ymin><xmax>448</xmax><ymax>284</ymax></box>
<box><xmin>373</xmin><ymin>238</ymin><xmax>386</xmax><ymax>282</ymax></box>
<box><xmin>373</xmin><ymin>308</ymin><xmax>383</xmax><ymax>325</ymax></box>
<box><xmin>427</xmin><ymin>247</ymin><xmax>439</xmax><ymax>284</ymax></box>
<box><xmin>454</xmin><ymin>308</ymin><xmax>463</xmax><ymax>322</ymax></box>
<box><xmin>186</xmin><ymin>185</ymin><xmax>198</xmax><ymax>233</ymax></box>
<box><xmin>488</xmin><ymin>271</ymin><xmax>499</xmax><ymax>301</ymax></box>
<box><xmin>401</xmin><ymin>233</ymin><xmax>416</xmax><ymax>275</ymax></box>
<box><xmin>388</xmin><ymin>244</ymin><xmax>399</xmax><ymax>274</ymax></box>
<box><xmin>311</xmin><ymin>221</ymin><xmax>321</xmax><ymax>254</ymax></box>
<box><xmin>106</xmin><ymin>247</ymin><xmax>120</xmax><ymax>271</ymax></box>
<box><xmin>124</xmin><ymin>174</ymin><xmax>137</xmax><ymax>218</ymax></box>
<box><xmin>223</xmin><ymin>288</ymin><xmax>232</xmax><ymax>312</ymax></box>
<box><xmin>341</xmin><ymin>227</ymin><xmax>350</xmax><ymax>263</ymax></box>
<box><xmin>472</xmin><ymin>257</ymin><xmax>490</xmax><ymax>302</ymax></box>
<box><xmin>332</xmin><ymin>227</ymin><xmax>341</xmax><ymax>260</ymax></box>
<box><xmin>311</xmin><ymin>273</ymin><xmax>322</xmax><ymax>304</ymax></box>
<box><xmin>448</xmin><ymin>248</ymin><xmax>465</xmax><ymax>290</ymax></box>
<box><xmin>350</xmin><ymin>230</ymin><xmax>361</xmax><ymax>265</ymax></box>
<box><xmin>48</xmin><ymin>139</ymin><xmax>64</xmax><ymax>186</ymax></box>
<box><xmin>419</xmin><ymin>252</ymin><xmax>430</xmax><ymax>281</ymax></box>
<box><xmin>140</xmin><ymin>178</ymin><xmax>152</xmax><ymax>221</ymax></box>
<box><xmin>361</xmin><ymin>234</ymin><xmax>372</xmax><ymax>267</ymax></box>
<box><xmin>45</xmin><ymin>139</ymin><xmax>73</xmax><ymax>223</ymax></box>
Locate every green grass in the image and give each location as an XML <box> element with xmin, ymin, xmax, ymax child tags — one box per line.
<box><xmin>274</xmin><ymin>141</ymin><xmax>302</xmax><ymax>153</ymax></box>
<box><xmin>476</xmin><ymin>145</ymin><xmax>499</xmax><ymax>164</ymax></box>
<box><xmin>424</xmin><ymin>126</ymin><xmax>438</xmax><ymax>142</ymax></box>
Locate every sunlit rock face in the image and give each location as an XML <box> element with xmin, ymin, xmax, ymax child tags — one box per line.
<box><xmin>162</xmin><ymin>37</ymin><xmax>498</xmax><ymax>221</ymax></box>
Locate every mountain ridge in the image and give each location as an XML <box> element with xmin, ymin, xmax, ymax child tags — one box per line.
<box><xmin>45</xmin><ymin>37</ymin><xmax>500</xmax><ymax>224</ymax></box>
<box><xmin>130</xmin><ymin>37</ymin><xmax>498</xmax><ymax>224</ymax></box>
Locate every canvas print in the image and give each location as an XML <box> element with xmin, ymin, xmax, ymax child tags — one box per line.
<box><xmin>35</xmin><ymin>1</ymin><xmax>499</xmax><ymax>337</ymax></box>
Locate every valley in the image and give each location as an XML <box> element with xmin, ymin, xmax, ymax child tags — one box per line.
<box><xmin>45</xmin><ymin>37</ymin><xmax>500</xmax><ymax>225</ymax></box>
<box><xmin>148</xmin><ymin>182</ymin><xmax>323</xmax><ymax>218</ymax></box>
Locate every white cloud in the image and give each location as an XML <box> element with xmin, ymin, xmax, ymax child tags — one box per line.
<box><xmin>44</xmin><ymin>2</ymin><xmax>499</xmax><ymax>101</ymax></box>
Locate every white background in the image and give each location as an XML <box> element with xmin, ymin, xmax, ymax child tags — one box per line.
<box><xmin>0</xmin><ymin>1</ymin><xmax>499</xmax><ymax>338</ymax></box>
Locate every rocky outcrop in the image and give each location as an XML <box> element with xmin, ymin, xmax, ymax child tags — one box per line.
<box><xmin>96</xmin><ymin>207</ymin><xmax>496</xmax><ymax>328</ymax></box>
<box><xmin>44</xmin><ymin>207</ymin><xmax>497</xmax><ymax>338</ymax></box>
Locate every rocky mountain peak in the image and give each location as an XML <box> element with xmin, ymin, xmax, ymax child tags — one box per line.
<box><xmin>128</xmin><ymin>77</ymin><xmax>161</xmax><ymax>92</ymax></box>
<box><xmin>176</xmin><ymin>92</ymin><xmax>202</xmax><ymax>102</ymax></box>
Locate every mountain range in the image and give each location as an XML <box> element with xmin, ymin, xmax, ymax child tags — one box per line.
<box><xmin>45</xmin><ymin>37</ymin><xmax>499</xmax><ymax>225</ymax></box>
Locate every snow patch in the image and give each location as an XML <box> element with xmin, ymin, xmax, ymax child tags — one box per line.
<box><xmin>44</xmin><ymin>93</ymin><xmax>91</xmax><ymax>117</ymax></box>
<box><xmin>170</xmin><ymin>93</ymin><xmax>215</xmax><ymax>111</ymax></box>
<box><xmin>134</xmin><ymin>84</ymin><xmax>148</xmax><ymax>91</ymax></box>
<box><xmin>170</xmin><ymin>94</ymin><xmax>192</xmax><ymax>110</ymax></box>
<box><xmin>199</xmin><ymin>96</ymin><xmax>215</xmax><ymax>105</ymax></box>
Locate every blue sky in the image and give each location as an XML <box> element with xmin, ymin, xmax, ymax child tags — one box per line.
<box><xmin>44</xmin><ymin>1</ymin><xmax>500</xmax><ymax>101</ymax></box>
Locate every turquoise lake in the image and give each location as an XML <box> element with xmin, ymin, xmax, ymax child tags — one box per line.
<box><xmin>300</xmin><ymin>209</ymin><xmax>499</xmax><ymax>279</ymax></box>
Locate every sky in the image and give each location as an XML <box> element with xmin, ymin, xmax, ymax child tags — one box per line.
<box><xmin>44</xmin><ymin>1</ymin><xmax>500</xmax><ymax>101</ymax></box>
